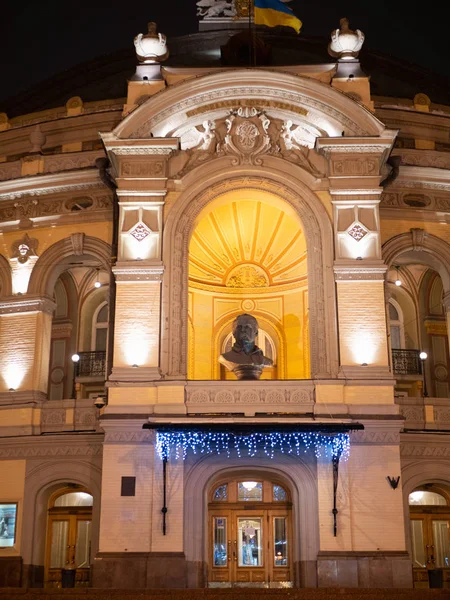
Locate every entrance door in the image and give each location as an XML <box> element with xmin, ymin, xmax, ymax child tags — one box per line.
<box><xmin>208</xmin><ymin>479</ymin><xmax>292</xmax><ymax>587</ymax></box>
<box><xmin>45</xmin><ymin>489</ymin><xmax>93</xmax><ymax>588</ymax></box>
<box><xmin>410</xmin><ymin>512</ymin><xmax>450</xmax><ymax>588</ymax></box>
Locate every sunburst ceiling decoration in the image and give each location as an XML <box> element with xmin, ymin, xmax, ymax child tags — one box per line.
<box><xmin>189</xmin><ymin>200</ymin><xmax>307</xmax><ymax>288</ymax></box>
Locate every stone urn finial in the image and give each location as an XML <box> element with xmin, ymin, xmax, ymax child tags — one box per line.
<box><xmin>134</xmin><ymin>22</ymin><xmax>169</xmax><ymax>64</ymax></box>
<box><xmin>29</xmin><ymin>125</ymin><xmax>46</xmax><ymax>153</ymax></box>
<box><xmin>328</xmin><ymin>17</ymin><xmax>365</xmax><ymax>60</ymax></box>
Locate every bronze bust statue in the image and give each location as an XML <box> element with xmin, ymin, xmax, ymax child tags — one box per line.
<box><xmin>219</xmin><ymin>314</ymin><xmax>273</xmax><ymax>380</ymax></box>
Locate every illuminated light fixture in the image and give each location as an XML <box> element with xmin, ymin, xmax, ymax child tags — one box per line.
<box><xmin>8</xmin><ymin>388</ymin><xmax>15</xmax><ymax>392</ymax></box>
<box><xmin>94</xmin><ymin>268</ymin><xmax>101</xmax><ymax>289</ymax></box>
<box><xmin>71</xmin><ymin>353</ymin><xmax>80</xmax><ymax>363</ymax></box>
<box><xmin>361</xmin><ymin>362</ymin><xmax>368</xmax><ymax>367</ymax></box>
<box><xmin>154</xmin><ymin>430</ymin><xmax>351</xmax><ymax>461</ymax></box>
<box><xmin>356</xmin><ymin>256</ymin><xmax>363</xmax><ymax>260</ymax></box>
<box><xmin>132</xmin><ymin>364</ymin><xmax>139</xmax><ymax>368</ymax></box>
<box><xmin>419</xmin><ymin>352</ymin><xmax>428</xmax><ymax>398</ymax></box>
<box><xmin>394</xmin><ymin>266</ymin><xmax>402</xmax><ymax>287</ymax></box>
<box><xmin>409</xmin><ymin>491</ymin><xmax>424</xmax><ymax>503</ymax></box>
<box><xmin>242</xmin><ymin>481</ymin><xmax>258</xmax><ymax>491</ymax></box>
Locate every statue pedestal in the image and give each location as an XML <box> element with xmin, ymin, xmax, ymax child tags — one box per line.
<box><xmin>232</xmin><ymin>364</ymin><xmax>264</xmax><ymax>380</ymax></box>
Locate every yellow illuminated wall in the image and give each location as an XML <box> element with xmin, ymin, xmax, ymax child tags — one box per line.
<box><xmin>188</xmin><ymin>193</ymin><xmax>309</xmax><ymax>380</ymax></box>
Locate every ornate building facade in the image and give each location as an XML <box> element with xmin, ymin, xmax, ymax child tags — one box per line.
<box><xmin>0</xmin><ymin>8</ymin><xmax>449</xmax><ymax>591</ymax></box>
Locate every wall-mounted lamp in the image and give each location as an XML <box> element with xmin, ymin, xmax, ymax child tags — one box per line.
<box><xmin>419</xmin><ymin>351</ymin><xmax>428</xmax><ymax>397</ymax></box>
<box><xmin>94</xmin><ymin>268</ymin><xmax>101</xmax><ymax>289</ymax></box>
<box><xmin>8</xmin><ymin>388</ymin><xmax>15</xmax><ymax>392</ymax></box>
<box><xmin>132</xmin><ymin>364</ymin><xmax>139</xmax><ymax>368</ymax></box>
<box><xmin>361</xmin><ymin>362</ymin><xmax>368</xmax><ymax>367</ymax></box>
<box><xmin>386</xmin><ymin>476</ymin><xmax>400</xmax><ymax>490</ymax></box>
<box><xmin>71</xmin><ymin>354</ymin><xmax>80</xmax><ymax>363</ymax></box>
<box><xmin>394</xmin><ymin>266</ymin><xmax>402</xmax><ymax>287</ymax></box>
<box><xmin>356</xmin><ymin>256</ymin><xmax>363</xmax><ymax>261</ymax></box>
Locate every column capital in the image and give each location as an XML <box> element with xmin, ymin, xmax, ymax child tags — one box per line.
<box><xmin>334</xmin><ymin>261</ymin><xmax>387</xmax><ymax>282</ymax></box>
<box><xmin>0</xmin><ymin>295</ymin><xmax>56</xmax><ymax>315</ymax></box>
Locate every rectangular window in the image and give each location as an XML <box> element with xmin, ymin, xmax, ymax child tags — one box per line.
<box><xmin>0</xmin><ymin>503</ymin><xmax>17</xmax><ymax>548</ymax></box>
<box><xmin>273</xmin><ymin>517</ymin><xmax>288</xmax><ymax>566</ymax></box>
<box><xmin>121</xmin><ymin>476</ymin><xmax>136</xmax><ymax>497</ymax></box>
<box><xmin>238</xmin><ymin>517</ymin><xmax>263</xmax><ymax>567</ymax></box>
<box><xmin>213</xmin><ymin>517</ymin><xmax>227</xmax><ymax>567</ymax></box>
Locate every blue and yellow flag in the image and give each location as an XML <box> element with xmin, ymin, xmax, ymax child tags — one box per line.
<box><xmin>254</xmin><ymin>0</ymin><xmax>302</xmax><ymax>34</ymax></box>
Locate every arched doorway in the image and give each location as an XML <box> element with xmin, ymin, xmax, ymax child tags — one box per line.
<box><xmin>208</xmin><ymin>476</ymin><xmax>292</xmax><ymax>587</ymax></box>
<box><xmin>44</xmin><ymin>488</ymin><xmax>93</xmax><ymax>588</ymax></box>
<box><xmin>409</xmin><ymin>485</ymin><xmax>450</xmax><ymax>588</ymax></box>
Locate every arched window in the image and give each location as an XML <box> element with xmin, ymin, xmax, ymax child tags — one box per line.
<box><xmin>91</xmin><ymin>302</ymin><xmax>108</xmax><ymax>351</ymax></box>
<box><xmin>389</xmin><ymin>299</ymin><xmax>405</xmax><ymax>349</ymax></box>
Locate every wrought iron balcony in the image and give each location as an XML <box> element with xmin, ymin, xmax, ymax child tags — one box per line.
<box><xmin>76</xmin><ymin>351</ymin><xmax>106</xmax><ymax>378</ymax></box>
<box><xmin>391</xmin><ymin>349</ymin><xmax>422</xmax><ymax>376</ymax></box>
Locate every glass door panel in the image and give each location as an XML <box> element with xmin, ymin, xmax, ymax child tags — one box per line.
<box><xmin>432</xmin><ymin>519</ymin><xmax>450</xmax><ymax>568</ymax></box>
<box><xmin>50</xmin><ymin>520</ymin><xmax>69</xmax><ymax>569</ymax></box>
<box><xmin>213</xmin><ymin>517</ymin><xmax>227</xmax><ymax>567</ymax></box>
<box><xmin>410</xmin><ymin>519</ymin><xmax>427</xmax><ymax>568</ymax></box>
<box><xmin>273</xmin><ymin>517</ymin><xmax>288</xmax><ymax>567</ymax></box>
<box><xmin>237</xmin><ymin>518</ymin><xmax>262</xmax><ymax>567</ymax></box>
<box><xmin>75</xmin><ymin>520</ymin><xmax>91</xmax><ymax>568</ymax></box>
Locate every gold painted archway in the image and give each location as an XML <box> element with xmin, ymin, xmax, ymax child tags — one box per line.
<box><xmin>188</xmin><ymin>190</ymin><xmax>309</xmax><ymax>380</ymax></box>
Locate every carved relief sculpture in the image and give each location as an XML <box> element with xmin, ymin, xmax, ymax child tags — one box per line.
<box><xmin>219</xmin><ymin>314</ymin><xmax>273</xmax><ymax>380</ymax></box>
<box><xmin>11</xmin><ymin>233</ymin><xmax>39</xmax><ymax>263</ymax></box>
<box><xmin>196</xmin><ymin>0</ymin><xmax>236</xmax><ymax>18</ymax></box>
<box><xmin>328</xmin><ymin>18</ymin><xmax>365</xmax><ymax>60</ymax></box>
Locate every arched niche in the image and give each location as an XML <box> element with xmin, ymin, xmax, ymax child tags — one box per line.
<box><xmin>27</xmin><ymin>236</ymin><xmax>111</xmax><ymax>297</ymax></box>
<box><xmin>0</xmin><ymin>253</ymin><xmax>12</xmax><ymax>296</ymax></box>
<box><xmin>161</xmin><ymin>167</ymin><xmax>337</xmax><ymax>379</ymax></box>
<box><xmin>115</xmin><ymin>69</ymin><xmax>385</xmax><ymax>140</ymax></box>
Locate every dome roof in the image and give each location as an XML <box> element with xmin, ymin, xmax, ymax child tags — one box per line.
<box><xmin>1</xmin><ymin>29</ymin><xmax>449</xmax><ymax>118</ymax></box>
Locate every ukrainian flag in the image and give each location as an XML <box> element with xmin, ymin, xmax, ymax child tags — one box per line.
<box><xmin>254</xmin><ymin>0</ymin><xmax>302</xmax><ymax>34</ymax></box>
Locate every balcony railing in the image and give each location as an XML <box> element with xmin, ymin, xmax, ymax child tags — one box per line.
<box><xmin>77</xmin><ymin>351</ymin><xmax>107</xmax><ymax>378</ymax></box>
<box><xmin>392</xmin><ymin>349</ymin><xmax>422</xmax><ymax>376</ymax></box>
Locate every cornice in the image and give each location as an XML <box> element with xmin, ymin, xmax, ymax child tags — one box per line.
<box><xmin>334</xmin><ymin>263</ymin><xmax>388</xmax><ymax>281</ymax></box>
<box><xmin>101</xmin><ymin>134</ymin><xmax>179</xmax><ymax>156</ymax></box>
<box><xmin>112</xmin><ymin>262</ymin><xmax>165</xmax><ymax>282</ymax></box>
<box><xmin>315</xmin><ymin>135</ymin><xmax>396</xmax><ymax>156</ymax></box>
<box><xmin>0</xmin><ymin>295</ymin><xmax>56</xmax><ymax>315</ymax></box>
<box><xmin>0</xmin><ymin>169</ymin><xmax>102</xmax><ymax>200</ymax></box>
<box><xmin>0</xmin><ymin>434</ymin><xmax>103</xmax><ymax>459</ymax></box>
<box><xmin>393</xmin><ymin>165</ymin><xmax>450</xmax><ymax>191</ymax></box>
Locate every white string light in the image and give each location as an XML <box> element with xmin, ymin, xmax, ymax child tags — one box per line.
<box><xmin>155</xmin><ymin>430</ymin><xmax>351</xmax><ymax>461</ymax></box>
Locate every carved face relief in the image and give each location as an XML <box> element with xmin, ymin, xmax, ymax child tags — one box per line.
<box><xmin>11</xmin><ymin>233</ymin><xmax>38</xmax><ymax>263</ymax></box>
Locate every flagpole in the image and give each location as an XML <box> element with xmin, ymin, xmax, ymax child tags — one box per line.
<box><xmin>248</xmin><ymin>0</ymin><xmax>252</xmax><ymax>66</ymax></box>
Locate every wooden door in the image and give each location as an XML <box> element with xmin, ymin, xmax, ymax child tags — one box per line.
<box><xmin>45</xmin><ymin>511</ymin><xmax>92</xmax><ymax>587</ymax></box>
<box><xmin>209</xmin><ymin>508</ymin><xmax>291</xmax><ymax>586</ymax></box>
<box><xmin>410</xmin><ymin>511</ymin><xmax>450</xmax><ymax>588</ymax></box>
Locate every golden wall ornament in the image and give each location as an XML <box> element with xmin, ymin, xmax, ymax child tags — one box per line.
<box><xmin>234</xmin><ymin>0</ymin><xmax>252</xmax><ymax>18</ymax></box>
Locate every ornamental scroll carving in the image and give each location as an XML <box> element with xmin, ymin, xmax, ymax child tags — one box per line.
<box><xmin>172</xmin><ymin>107</ymin><xmax>324</xmax><ymax>177</ymax></box>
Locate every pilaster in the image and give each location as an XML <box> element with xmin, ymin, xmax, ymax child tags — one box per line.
<box><xmin>316</xmin><ymin>136</ymin><xmax>395</xmax><ymax>382</ymax></box>
<box><xmin>0</xmin><ymin>296</ymin><xmax>55</xmax><ymax>396</ymax></box>
<box><xmin>101</xmin><ymin>136</ymin><xmax>178</xmax><ymax>383</ymax></box>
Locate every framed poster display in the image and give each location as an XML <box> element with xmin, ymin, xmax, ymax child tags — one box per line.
<box><xmin>0</xmin><ymin>503</ymin><xmax>17</xmax><ymax>547</ymax></box>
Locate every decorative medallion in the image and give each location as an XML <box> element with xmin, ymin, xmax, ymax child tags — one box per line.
<box><xmin>130</xmin><ymin>223</ymin><xmax>151</xmax><ymax>242</ymax></box>
<box><xmin>347</xmin><ymin>223</ymin><xmax>368</xmax><ymax>242</ymax></box>
<box><xmin>226</xmin><ymin>265</ymin><xmax>269</xmax><ymax>288</ymax></box>
<box><xmin>241</xmin><ymin>299</ymin><xmax>256</xmax><ymax>312</ymax></box>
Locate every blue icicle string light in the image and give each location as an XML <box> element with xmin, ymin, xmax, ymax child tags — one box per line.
<box><xmin>155</xmin><ymin>430</ymin><xmax>351</xmax><ymax>461</ymax></box>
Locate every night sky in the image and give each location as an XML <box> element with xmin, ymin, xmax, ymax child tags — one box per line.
<box><xmin>0</xmin><ymin>0</ymin><xmax>449</xmax><ymax>105</ymax></box>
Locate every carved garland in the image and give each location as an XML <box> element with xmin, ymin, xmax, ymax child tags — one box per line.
<box><xmin>165</xmin><ymin>177</ymin><xmax>331</xmax><ymax>378</ymax></box>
